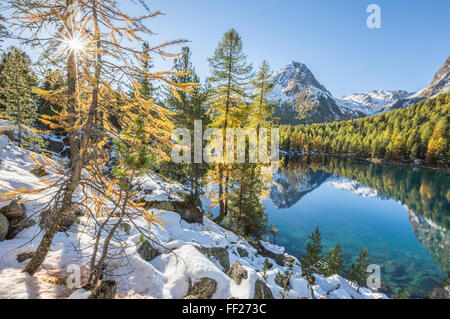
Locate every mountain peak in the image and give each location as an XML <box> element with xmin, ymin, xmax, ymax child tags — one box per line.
<box><xmin>269</xmin><ymin>61</ymin><xmax>363</xmax><ymax>125</ymax></box>
<box><xmin>270</xmin><ymin>61</ymin><xmax>331</xmax><ymax>100</ymax></box>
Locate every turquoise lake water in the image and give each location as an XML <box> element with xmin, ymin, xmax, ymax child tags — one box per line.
<box><xmin>264</xmin><ymin>156</ymin><xmax>449</xmax><ymax>298</ymax></box>
<box><xmin>203</xmin><ymin>156</ymin><xmax>449</xmax><ymax>298</ymax></box>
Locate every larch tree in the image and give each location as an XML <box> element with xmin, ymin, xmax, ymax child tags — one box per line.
<box><xmin>249</xmin><ymin>60</ymin><xmax>275</xmax><ymax>130</ymax></box>
<box><xmin>224</xmin><ymin>60</ymin><xmax>278</xmax><ymax>239</ymax></box>
<box><xmin>206</xmin><ymin>28</ymin><xmax>253</xmax><ymax>224</ymax></box>
<box><xmin>8</xmin><ymin>0</ymin><xmax>192</xmax><ymax>277</ymax></box>
<box><xmin>0</xmin><ymin>46</ymin><xmax>37</xmax><ymax>146</ymax></box>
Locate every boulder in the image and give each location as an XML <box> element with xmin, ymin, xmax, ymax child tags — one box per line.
<box><xmin>45</xmin><ymin>138</ymin><xmax>66</xmax><ymax>155</ymax></box>
<box><xmin>88</xmin><ymin>280</ymin><xmax>117</xmax><ymax>299</ymax></box>
<box><xmin>237</xmin><ymin>247</ymin><xmax>249</xmax><ymax>258</ymax></box>
<box><xmin>29</xmin><ymin>165</ymin><xmax>49</xmax><ymax>178</ymax></box>
<box><xmin>6</xmin><ymin>217</ymin><xmax>36</xmax><ymax>240</ymax></box>
<box><xmin>137</xmin><ymin>240</ymin><xmax>160</xmax><ymax>262</ymax></box>
<box><xmin>184</xmin><ymin>295</ymin><xmax>200</xmax><ymax>299</ymax></box>
<box><xmin>187</xmin><ymin>278</ymin><xmax>217</xmax><ymax>299</ymax></box>
<box><xmin>172</xmin><ymin>201</ymin><xmax>203</xmax><ymax>224</ymax></box>
<box><xmin>227</xmin><ymin>261</ymin><xmax>248</xmax><ymax>285</ymax></box>
<box><xmin>254</xmin><ymin>279</ymin><xmax>274</xmax><ymax>299</ymax></box>
<box><xmin>282</xmin><ymin>255</ymin><xmax>301</xmax><ymax>267</ymax></box>
<box><xmin>197</xmin><ymin>247</ymin><xmax>230</xmax><ymax>272</ymax></box>
<box><xmin>0</xmin><ymin>213</ymin><xmax>9</xmax><ymax>241</ymax></box>
<box><xmin>39</xmin><ymin>210</ymin><xmax>76</xmax><ymax>232</ymax></box>
<box><xmin>0</xmin><ymin>129</ymin><xmax>14</xmax><ymax>141</ymax></box>
<box><xmin>17</xmin><ymin>252</ymin><xmax>34</xmax><ymax>263</ymax></box>
<box><xmin>250</xmin><ymin>240</ymin><xmax>285</xmax><ymax>266</ymax></box>
<box><xmin>1</xmin><ymin>200</ymin><xmax>25</xmax><ymax>220</ymax></box>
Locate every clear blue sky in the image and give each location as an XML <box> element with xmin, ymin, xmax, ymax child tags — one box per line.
<box><xmin>136</xmin><ymin>0</ymin><xmax>450</xmax><ymax>97</ymax></box>
<box><xmin>4</xmin><ymin>1</ymin><xmax>449</xmax><ymax>97</ymax></box>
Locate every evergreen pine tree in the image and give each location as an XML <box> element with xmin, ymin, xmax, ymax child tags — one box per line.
<box><xmin>36</xmin><ymin>69</ymin><xmax>64</xmax><ymax>120</ymax></box>
<box><xmin>225</xmin><ymin>162</ymin><xmax>268</xmax><ymax>239</ymax></box>
<box><xmin>166</xmin><ymin>46</ymin><xmax>209</xmax><ymax>206</ymax></box>
<box><xmin>139</xmin><ymin>42</ymin><xmax>157</xmax><ymax>101</ymax></box>
<box><xmin>325</xmin><ymin>243</ymin><xmax>344</xmax><ymax>276</ymax></box>
<box><xmin>346</xmin><ymin>248</ymin><xmax>369</xmax><ymax>292</ymax></box>
<box><xmin>301</xmin><ymin>227</ymin><xmax>325</xmax><ymax>281</ymax></box>
<box><xmin>0</xmin><ymin>47</ymin><xmax>37</xmax><ymax>146</ymax></box>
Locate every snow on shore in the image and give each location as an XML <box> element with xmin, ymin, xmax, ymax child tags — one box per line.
<box><xmin>0</xmin><ymin>133</ymin><xmax>387</xmax><ymax>299</ymax></box>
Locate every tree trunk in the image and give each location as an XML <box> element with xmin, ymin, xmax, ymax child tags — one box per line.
<box><xmin>23</xmin><ymin>0</ymin><xmax>102</xmax><ymax>276</ymax></box>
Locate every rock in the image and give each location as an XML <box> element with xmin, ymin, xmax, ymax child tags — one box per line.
<box><xmin>250</xmin><ymin>240</ymin><xmax>285</xmax><ymax>266</ymax></box>
<box><xmin>6</xmin><ymin>217</ymin><xmax>36</xmax><ymax>239</ymax></box>
<box><xmin>1</xmin><ymin>200</ymin><xmax>25</xmax><ymax>220</ymax></box>
<box><xmin>254</xmin><ymin>279</ymin><xmax>274</xmax><ymax>299</ymax></box>
<box><xmin>172</xmin><ymin>202</ymin><xmax>203</xmax><ymax>224</ymax></box>
<box><xmin>0</xmin><ymin>128</ymin><xmax>14</xmax><ymax>141</ymax></box>
<box><xmin>197</xmin><ymin>247</ymin><xmax>230</xmax><ymax>272</ymax></box>
<box><xmin>237</xmin><ymin>247</ymin><xmax>249</xmax><ymax>258</ymax></box>
<box><xmin>88</xmin><ymin>280</ymin><xmax>117</xmax><ymax>299</ymax></box>
<box><xmin>17</xmin><ymin>252</ymin><xmax>34</xmax><ymax>263</ymax></box>
<box><xmin>39</xmin><ymin>210</ymin><xmax>76</xmax><ymax>232</ymax></box>
<box><xmin>45</xmin><ymin>138</ymin><xmax>66</xmax><ymax>155</ymax></box>
<box><xmin>137</xmin><ymin>240</ymin><xmax>160</xmax><ymax>262</ymax></box>
<box><xmin>172</xmin><ymin>195</ymin><xmax>204</xmax><ymax>224</ymax></box>
<box><xmin>120</xmin><ymin>222</ymin><xmax>131</xmax><ymax>235</ymax></box>
<box><xmin>187</xmin><ymin>278</ymin><xmax>217</xmax><ymax>299</ymax></box>
<box><xmin>184</xmin><ymin>295</ymin><xmax>200</xmax><ymax>299</ymax></box>
<box><xmin>227</xmin><ymin>261</ymin><xmax>248</xmax><ymax>285</ymax></box>
<box><xmin>0</xmin><ymin>213</ymin><xmax>9</xmax><ymax>241</ymax></box>
<box><xmin>29</xmin><ymin>165</ymin><xmax>49</xmax><ymax>178</ymax></box>
<box><xmin>282</xmin><ymin>255</ymin><xmax>301</xmax><ymax>267</ymax></box>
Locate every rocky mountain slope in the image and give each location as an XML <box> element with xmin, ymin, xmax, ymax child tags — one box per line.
<box><xmin>269</xmin><ymin>62</ymin><xmax>364</xmax><ymax>125</ymax></box>
<box><xmin>0</xmin><ymin>131</ymin><xmax>386</xmax><ymax>299</ymax></box>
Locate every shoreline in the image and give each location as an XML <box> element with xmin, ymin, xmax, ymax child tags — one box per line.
<box><xmin>279</xmin><ymin>151</ymin><xmax>450</xmax><ymax>172</ymax></box>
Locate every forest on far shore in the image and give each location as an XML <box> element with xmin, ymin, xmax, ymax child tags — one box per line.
<box><xmin>279</xmin><ymin>94</ymin><xmax>450</xmax><ymax>167</ymax></box>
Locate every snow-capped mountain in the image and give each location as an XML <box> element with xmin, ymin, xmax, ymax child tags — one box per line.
<box><xmin>335</xmin><ymin>90</ymin><xmax>413</xmax><ymax>115</ymax></box>
<box><xmin>269</xmin><ymin>61</ymin><xmax>364</xmax><ymax>125</ymax></box>
<box><xmin>268</xmin><ymin>55</ymin><xmax>449</xmax><ymax>123</ymax></box>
